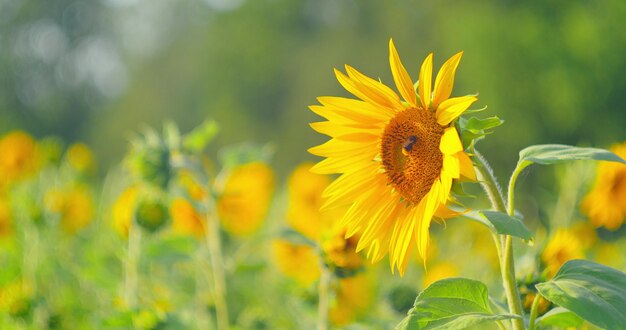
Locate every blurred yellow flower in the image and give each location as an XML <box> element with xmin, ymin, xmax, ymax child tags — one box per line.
<box><xmin>271</xmin><ymin>239</ymin><xmax>320</xmax><ymax>287</ymax></box>
<box><xmin>217</xmin><ymin>162</ymin><xmax>274</xmax><ymax>236</ymax></box>
<box><xmin>0</xmin><ymin>130</ymin><xmax>39</xmax><ymax>187</ymax></box>
<box><xmin>308</xmin><ymin>39</ymin><xmax>476</xmax><ymax>275</ymax></box>
<box><xmin>422</xmin><ymin>262</ymin><xmax>459</xmax><ymax>288</ymax></box>
<box><xmin>541</xmin><ymin>228</ymin><xmax>584</xmax><ymax>277</ymax></box>
<box><xmin>112</xmin><ymin>186</ymin><xmax>140</xmax><ymax>238</ymax></box>
<box><xmin>66</xmin><ymin>142</ymin><xmax>96</xmax><ymax>174</ymax></box>
<box><xmin>0</xmin><ymin>279</ymin><xmax>33</xmax><ymax>316</ymax></box>
<box><xmin>287</xmin><ymin>162</ymin><xmax>333</xmax><ymax>241</ymax></box>
<box><xmin>329</xmin><ymin>274</ymin><xmax>375</xmax><ymax>326</ymax></box>
<box><xmin>570</xmin><ymin>221</ymin><xmax>597</xmax><ymax>249</ymax></box>
<box><xmin>178</xmin><ymin>170</ymin><xmax>206</xmax><ymax>201</ymax></box>
<box><xmin>44</xmin><ymin>185</ymin><xmax>95</xmax><ymax>234</ymax></box>
<box><xmin>0</xmin><ymin>196</ymin><xmax>13</xmax><ymax>238</ymax></box>
<box><xmin>170</xmin><ymin>197</ymin><xmax>206</xmax><ymax>239</ymax></box>
<box><xmin>594</xmin><ymin>241</ymin><xmax>623</xmax><ymax>269</ymax></box>
<box><xmin>322</xmin><ymin>228</ymin><xmax>363</xmax><ymax>270</ymax></box>
<box><xmin>582</xmin><ymin>142</ymin><xmax>626</xmax><ymax>230</ymax></box>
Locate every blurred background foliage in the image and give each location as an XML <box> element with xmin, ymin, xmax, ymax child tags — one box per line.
<box><xmin>2</xmin><ymin>0</ymin><xmax>625</xmax><ymax>179</ymax></box>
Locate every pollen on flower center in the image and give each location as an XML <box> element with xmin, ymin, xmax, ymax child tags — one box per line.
<box><xmin>381</xmin><ymin>107</ymin><xmax>444</xmax><ymax>204</ymax></box>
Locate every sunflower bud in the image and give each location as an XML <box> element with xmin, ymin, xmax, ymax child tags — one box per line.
<box><xmin>129</xmin><ymin>144</ymin><xmax>172</xmax><ymax>189</ymax></box>
<box><xmin>135</xmin><ymin>197</ymin><xmax>168</xmax><ymax>233</ymax></box>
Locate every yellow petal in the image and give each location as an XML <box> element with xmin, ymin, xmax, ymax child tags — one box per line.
<box><xmin>390</xmin><ymin>205</ymin><xmax>417</xmax><ymax>275</ymax></box>
<box><xmin>418</xmin><ymin>53</ymin><xmax>433</xmax><ymax>109</ymax></box>
<box><xmin>344</xmin><ymin>65</ymin><xmax>403</xmax><ymax>110</ymax></box>
<box><xmin>439</xmin><ymin>127</ymin><xmax>463</xmax><ymax>155</ymax></box>
<box><xmin>435</xmin><ymin>95</ymin><xmax>477</xmax><ymax>126</ymax></box>
<box><xmin>443</xmin><ymin>154</ymin><xmax>460</xmax><ymax>180</ymax></box>
<box><xmin>432</xmin><ymin>51</ymin><xmax>463</xmax><ymax>109</ymax></box>
<box><xmin>317</xmin><ymin>96</ymin><xmax>393</xmax><ymax>122</ymax></box>
<box><xmin>415</xmin><ymin>180</ymin><xmax>442</xmax><ymax>262</ymax></box>
<box><xmin>389</xmin><ymin>39</ymin><xmax>417</xmax><ymax>106</ymax></box>
<box><xmin>309</xmin><ymin>122</ymin><xmax>380</xmax><ymax>142</ymax></box>
<box><xmin>457</xmin><ymin>151</ymin><xmax>476</xmax><ymax>181</ymax></box>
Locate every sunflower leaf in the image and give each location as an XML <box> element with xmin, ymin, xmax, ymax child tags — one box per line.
<box><xmin>182</xmin><ymin>119</ymin><xmax>219</xmax><ymax>153</ymax></box>
<box><xmin>457</xmin><ymin>116</ymin><xmax>503</xmax><ymax>147</ymax></box>
<box><xmin>518</xmin><ymin>144</ymin><xmax>626</xmax><ymax>167</ymax></box>
<box><xmin>535</xmin><ymin>259</ymin><xmax>626</xmax><ymax>330</ymax></box>
<box><xmin>479</xmin><ymin>210</ymin><xmax>533</xmax><ymax>242</ymax></box>
<box><xmin>535</xmin><ymin>307</ymin><xmax>583</xmax><ymax>328</ymax></box>
<box><xmin>396</xmin><ymin>278</ymin><xmax>520</xmax><ymax>330</ymax></box>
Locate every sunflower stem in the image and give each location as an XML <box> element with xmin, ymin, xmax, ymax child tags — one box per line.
<box><xmin>317</xmin><ymin>265</ymin><xmax>331</xmax><ymax>330</ymax></box>
<box><xmin>528</xmin><ymin>292</ymin><xmax>543</xmax><ymax>330</ymax></box>
<box><xmin>473</xmin><ymin>149</ymin><xmax>525</xmax><ymax>330</ymax></box>
<box><xmin>204</xmin><ymin>195</ymin><xmax>229</xmax><ymax>330</ymax></box>
<box><xmin>124</xmin><ymin>221</ymin><xmax>141</xmax><ymax>309</ymax></box>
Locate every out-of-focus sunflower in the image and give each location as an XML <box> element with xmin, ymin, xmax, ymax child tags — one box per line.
<box><xmin>541</xmin><ymin>228</ymin><xmax>584</xmax><ymax>277</ymax></box>
<box><xmin>582</xmin><ymin>142</ymin><xmax>626</xmax><ymax>230</ymax></box>
<box><xmin>217</xmin><ymin>162</ymin><xmax>274</xmax><ymax>236</ymax></box>
<box><xmin>287</xmin><ymin>162</ymin><xmax>334</xmax><ymax>241</ymax></box>
<box><xmin>170</xmin><ymin>197</ymin><xmax>206</xmax><ymax>239</ymax></box>
<box><xmin>0</xmin><ymin>131</ymin><xmax>39</xmax><ymax>187</ymax></box>
<box><xmin>271</xmin><ymin>239</ymin><xmax>321</xmax><ymax>287</ymax></box>
<box><xmin>309</xmin><ymin>39</ymin><xmax>476</xmax><ymax>274</ymax></box>
<box><xmin>421</xmin><ymin>261</ymin><xmax>459</xmax><ymax>288</ymax></box>
<box><xmin>112</xmin><ymin>186</ymin><xmax>140</xmax><ymax>238</ymax></box>
<box><xmin>329</xmin><ymin>274</ymin><xmax>375</xmax><ymax>326</ymax></box>
<box><xmin>44</xmin><ymin>185</ymin><xmax>95</xmax><ymax>234</ymax></box>
<box><xmin>0</xmin><ymin>196</ymin><xmax>13</xmax><ymax>238</ymax></box>
<box><xmin>66</xmin><ymin>143</ymin><xmax>96</xmax><ymax>175</ymax></box>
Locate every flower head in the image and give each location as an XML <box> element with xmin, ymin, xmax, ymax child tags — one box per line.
<box><xmin>309</xmin><ymin>39</ymin><xmax>476</xmax><ymax>274</ymax></box>
<box><xmin>217</xmin><ymin>162</ymin><xmax>274</xmax><ymax>236</ymax></box>
<box><xmin>44</xmin><ymin>185</ymin><xmax>95</xmax><ymax>234</ymax></box>
<box><xmin>582</xmin><ymin>142</ymin><xmax>626</xmax><ymax>230</ymax></box>
<box><xmin>170</xmin><ymin>197</ymin><xmax>206</xmax><ymax>239</ymax></box>
<box><xmin>0</xmin><ymin>131</ymin><xmax>39</xmax><ymax>187</ymax></box>
<box><xmin>541</xmin><ymin>228</ymin><xmax>584</xmax><ymax>278</ymax></box>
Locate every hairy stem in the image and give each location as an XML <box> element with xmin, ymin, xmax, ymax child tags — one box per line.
<box><xmin>473</xmin><ymin>149</ymin><xmax>525</xmax><ymax>330</ymax></box>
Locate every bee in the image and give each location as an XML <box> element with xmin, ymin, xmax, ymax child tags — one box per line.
<box><xmin>402</xmin><ymin>135</ymin><xmax>418</xmax><ymax>152</ymax></box>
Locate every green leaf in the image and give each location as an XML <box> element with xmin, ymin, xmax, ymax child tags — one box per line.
<box><xmin>479</xmin><ymin>211</ymin><xmax>533</xmax><ymax>242</ymax></box>
<box><xmin>535</xmin><ymin>259</ymin><xmax>626</xmax><ymax>329</ymax></box>
<box><xmin>457</xmin><ymin>116</ymin><xmax>503</xmax><ymax>147</ymax></box>
<box><xmin>145</xmin><ymin>235</ymin><xmax>197</xmax><ymax>262</ymax></box>
<box><xmin>182</xmin><ymin>120</ymin><xmax>219</xmax><ymax>152</ymax></box>
<box><xmin>535</xmin><ymin>307</ymin><xmax>583</xmax><ymax>328</ymax></box>
<box><xmin>396</xmin><ymin>278</ymin><xmax>519</xmax><ymax>330</ymax></box>
<box><xmin>518</xmin><ymin>144</ymin><xmax>626</xmax><ymax>167</ymax></box>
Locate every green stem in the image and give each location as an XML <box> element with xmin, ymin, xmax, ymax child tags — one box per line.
<box><xmin>528</xmin><ymin>293</ymin><xmax>542</xmax><ymax>330</ymax></box>
<box><xmin>317</xmin><ymin>265</ymin><xmax>330</xmax><ymax>330</ymax></box>
<box><xmin>473</xmin><ymin>150</ymin><xmax>525</xmax><ymax>330</ymax></box>
<box><xmin>204</xmin><ymin>197</ymin><xmax>229</xmax><ymax>330</ymax></box>
<box><xmin>124</xmin><ymin>222</ymin><xmax>141</xmax><ymax>308</ymax></box>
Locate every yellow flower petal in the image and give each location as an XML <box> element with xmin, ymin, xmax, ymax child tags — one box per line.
<box><xmin>389</xmin><ymin>39</ymin><xmax>417</xmax><ymax>106</ymax></box>
<box><xmin>345</xmin><ymin>65</ymin><xmax>404</xmax><ymax>110</ymax></box>
<box><xmin>435</xmin><ymin>95</ymin><xmax>477</xmax><ymax>126</ymax></box>
<box><xmin>415</xmin><ymin>180</ymin><xmax>442</xmax><ymax>262</ymax></box>
<box><xmin>439</xmin><ymin>127</ymin><xmax>463</xmax><ymax>155</ymax></box>
<box><xmin>432</xmin><ymin>51</ymin><xmax>463</xmax><ymax>109</ymax></box>
<box><xmin>457</xmin><ymin>151</ymin><xmax>476</xmax><ymax>181</ymax></box>
<box><xmin>317</xmin><ymin>96</ymin><xmax>393</xmax><ymax>123</ymax></box>
<box><xmin>418</xmin><ymin>53</ymin><xmax>433</xmax><ymax>109</ymax></box>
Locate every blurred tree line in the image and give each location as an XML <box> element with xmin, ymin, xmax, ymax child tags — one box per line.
<box><xmin>1</xmin><ymin>0</ymin><xmax>625</xmax><ymax>180</ymax></box>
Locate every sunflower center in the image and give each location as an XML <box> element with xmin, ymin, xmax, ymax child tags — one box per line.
<box><xmin>381</xmin><ymin>107</ymin><xmax>444</xmax><ymax>205</ymax></box>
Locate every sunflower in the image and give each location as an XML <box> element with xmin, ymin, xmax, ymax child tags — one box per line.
<box><xmin>582</xmin><ymin>141</ymin><xmax>626</xmax><ymax>230</ymax></box>
<box><xmin>309</xmin><ymin>39</ymin><xmax>476</xmax><ymax>274</ymax></box>
<box><xmin>541</xmin><ymin>228</ymin><xmax>584</xmax><ymax>278</ymax></box>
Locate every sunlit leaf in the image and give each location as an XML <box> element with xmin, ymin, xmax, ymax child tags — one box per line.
<box><xmin>479</xmin><ymin>210</ymin><xmax>533</xmax><ymax>242</ymax></box>
<box><xmin>518</xmin><ymin>144</ymin><xmax>626</xmax><ymax>167</ymax></box>
<box><xmin>396</xmin><ymin>278</ymin><xmax>519</xmax><ymax>330</ymax></box>
<box><xmin>535</xmin><ymin>259</ymin><xmax>626</xmax><ymax>329</ymax></box>
<box><xmin>535</xmin><ymin>307</ymin><xmax>583</xmax><ymax>328</ymax></box>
